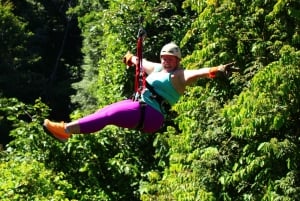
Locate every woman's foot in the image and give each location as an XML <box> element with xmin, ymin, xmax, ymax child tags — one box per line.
<box><xmin>43</xmin><ymin>119</ymin><xmax>71</xmax><ymax>142</ymax></box>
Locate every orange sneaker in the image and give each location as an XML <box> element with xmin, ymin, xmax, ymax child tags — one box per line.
<box><xmin>43</xmin><ymin>119</ymin><xmax>71</xmax><ymax>142</ymax></box>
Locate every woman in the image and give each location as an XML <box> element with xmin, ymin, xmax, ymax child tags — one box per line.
<box><xmin>44</xmin><ymin>42</ymin><xmax>236</xmax><ymax>142</ymax></box>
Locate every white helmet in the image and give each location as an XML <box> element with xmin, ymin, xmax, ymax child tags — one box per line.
<box><xmin>160</xmin><ymin>42</ymin><xmax>181</xmax><ymax>59</ymax></box>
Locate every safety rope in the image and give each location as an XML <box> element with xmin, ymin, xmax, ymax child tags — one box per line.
<box><xmin>133</xmin><ymin>17</ymin><xmax>146</xmax><ymax>101</ymax></box>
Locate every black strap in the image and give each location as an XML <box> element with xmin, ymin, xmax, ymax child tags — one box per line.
<box><xmin>136</xmin><ymin>101</ymin><xmax>147</xmax><ymax>130</ymax></box>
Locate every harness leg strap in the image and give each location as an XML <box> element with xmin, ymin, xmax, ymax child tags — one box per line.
<box><xmin>136</xmin><ymin>101</ymin><xmax>147</xmax><ymax>130</ymax></box>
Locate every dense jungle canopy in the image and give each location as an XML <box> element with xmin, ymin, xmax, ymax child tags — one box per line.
<box><xmin>1</xmin><ymin>0</ymin><xmax>300</xmax><ymax>200</ymax></box>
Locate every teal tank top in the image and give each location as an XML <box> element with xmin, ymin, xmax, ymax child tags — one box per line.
<box><xmin>141</xmin><ymin>65</ymin><xmax>181</xmax><ymax>113</ymax></box>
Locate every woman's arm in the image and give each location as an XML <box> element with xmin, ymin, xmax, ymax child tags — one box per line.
<box><xmin>183</xmin><ymin>68</ymin><xmax>212</xmax><ymax>86</ymax></box>
<box><xmin>130</xmin><ymin>56</ymin><xmax>160</xmax><ymax>75</ymax></box>
<box><xmin>172</xmin><ymin>67</ymin><xmax>219</xmax><ymax>94</ymax></box>
<box><xmin>183</xmin><ymin>62</ymin><xmax>237</xmax><ymax>86</ymax></box>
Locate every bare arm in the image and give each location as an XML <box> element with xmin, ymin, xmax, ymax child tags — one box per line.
<box><xmin>183</xmin><ymin>68</ymin><xmax>211</xmax><ymax>86</ymax></box>
<box><xmin>170</xmin><ymin>67</ymin><xmax>213</xmax><ymax>95</ymax></box>
<box><xmin>130</xmin><ymin>56</ymin><xmax>160</xmax><ymax>75</ymax></box>
<box><xmin>183</xmin><ymin>62</ymin><xmax>237</xmax><ymax>86</ymax></box>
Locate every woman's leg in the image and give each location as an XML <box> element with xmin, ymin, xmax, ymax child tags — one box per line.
<box><xmin>44</xmin><ymin>99</ymin><xmax>165</xmax><ymax>141</ymax></box>
<box><xmin>73</xmin><ymin>99</ymin><xmax>141</xmax><ymax>133</ymax></box>
<box><xmin>68</xmin><ymin>99</ymin><xmax>164</xmax><ymax>133</ymax></box>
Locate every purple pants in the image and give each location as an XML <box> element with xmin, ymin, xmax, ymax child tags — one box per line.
<box><xmin>77</xmin><ymin>99</ymin><xmax>164</xmax><ymax>133</ymax></box>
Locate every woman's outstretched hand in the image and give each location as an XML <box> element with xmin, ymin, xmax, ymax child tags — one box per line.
<box><xmin>218</xmin><ymin>62</ymin><xmax>240</xmax><ymax>76</ymax></box>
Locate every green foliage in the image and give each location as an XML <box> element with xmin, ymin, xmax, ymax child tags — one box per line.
<box><xmin>141</xmin><ymin>0</ymin><xmax>300</xmax><ymax>200</ymax></box>
<box><xmin>0</xmin><ymin>1</ymin><xmax>31</xmax><ymax>68</ymax></box>
<box><xmin>0</xmin><ymin>98</ymin><xmax>76</xmax><ymax>200</ymax></box>
<box><xmin>216</xmin><ymin>47</ymin><xmax>300</xmax><ymax>200</ymax></box>
<box><xmin>0</xmin><ymin>158</ymin><xmax>74</xmax><ymax>201</ymax></box>
<box><xmin>0</xmin><ymin>98</ymin><xmax>115</xmax><ymax>200</ymax></box>
<box><xmin>1</xmin><ymin>0</ymin><xmax>300</xmax><ymax>200</ymax></box>
<box><xmin>224</xmin><ymin>47</ymin><xmax>300</xmax><ymax>139</ymax></box>
<box><xmin>44</xmin><ymin>129</ymin><xmax>156</xmax><ymax>201</ymax></box>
